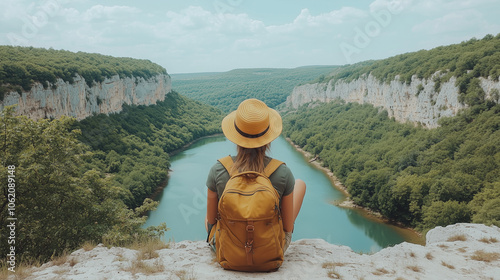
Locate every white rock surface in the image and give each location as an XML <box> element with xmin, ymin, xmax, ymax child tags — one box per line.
<box><xmin>287</xmin><ymin>73</ymin><xmax>500</xmax><ymax>128</ymax></box>
<box><xmin>0</xmin><ymin>73</ymin><xmax>171</xmax><ymax>120</ymax></box>
<box><xmin>20</xmin><ymin>223</ymin><xmax>500</xmax><ymax>280</ymax></box>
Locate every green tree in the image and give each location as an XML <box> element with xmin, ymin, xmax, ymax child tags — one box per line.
<box><xmin>421</xmin><ymin>201</ymin><xmax>472</xmax><ymax>230</ymax></box>
<box><xmin>0</xmin><ymin>107</ymin><xmax>165</xmax><ymax>262</ymax></box>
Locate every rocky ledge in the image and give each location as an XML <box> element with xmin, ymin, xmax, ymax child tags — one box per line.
<box><xmin>17</xmin><ymin>223</ymin><xmax>500</xmax><ymax>280</ymax></box>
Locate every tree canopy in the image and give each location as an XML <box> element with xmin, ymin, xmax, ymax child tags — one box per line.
<box><xmin>0</xmin><ymin>107</ymin><xmax>167</xmax><ymax>262</ymax></box>
<box><xmin>0</xmin><ymin>46</ymin><xmax>167</xmax><ymax>100</ymax></box>
<box><xmin>73</xmin><ymin>91</ymin><xmax>223</xmax><ymax>208</ymax></box>
<box><xmin>0</xmin><ymin>91</ymin><xmax>223</xmax><ymax>263</ymax></box>
<box><xmin>283</xmin><ymin>100</ymin><xmax>500</xmax><ymax>231</ymax></box>
<box><xmin>172</xmin><ymin>66</ymin><xmax>339</xmax><ymax>112</ymax></box>
<box><xmin>320</xmin><ymin>33</ymin><xmax>500</xmax><ymax>107</ymax></box>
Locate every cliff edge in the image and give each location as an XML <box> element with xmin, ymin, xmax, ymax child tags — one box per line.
<box><xmin>0</xmin><ymin>73</ymin><xmax>171</xmax><ymax>120</ymax></box>
<box><xmin>287</xmin><ymin>73</ymin><xmax>500</xmax><ymax>128</ymax></box>
<box><xmin>22</xmin><ymin>223</ymin><xmax>500</xmax><ymax>279</ymax></box>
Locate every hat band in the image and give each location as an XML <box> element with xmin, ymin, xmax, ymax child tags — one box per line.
<box><xmin>234</xmin><ymin>122</ymin><xmax>269</xmax><ymax>139</ymax></box>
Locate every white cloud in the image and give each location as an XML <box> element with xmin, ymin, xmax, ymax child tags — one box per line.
<box><xmin>412</xmin><ymin>10</ymin><xmax>484</xmax><ymax>34</ymax></box>
<box><xmin>267</xmin><ymin>7</ymin><xmax>365</xmax><ymax>35</ymax></box>
<box><xmin>0</xmin><ymin>0</ymin><xmax>498</xmax><ymax>73</ymax></box>
<box><xmin>369</xmin><ymin>0</ymin><xmax>411</xmax><ymax>14</ymax></box>
<box><xmin>405</xmin><ymin>0</ymin><xmax>498</xmax><ymax>15</ymax></box>
<box><xmin>82</xmin><ymin>5</ymin><xmax>141</xmax><ymax>22</ymax></box>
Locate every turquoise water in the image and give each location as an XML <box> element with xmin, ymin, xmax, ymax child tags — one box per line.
<box><xmin>144</xmin><ymin>135</ymin><xmax>408</xmax><ymax>253</ymax></box>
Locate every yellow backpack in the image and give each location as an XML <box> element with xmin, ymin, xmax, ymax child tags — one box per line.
<box><xmin>210</xmin><ymin>156</ymin><xmax>285</xmax><ymax>272</ymax></box>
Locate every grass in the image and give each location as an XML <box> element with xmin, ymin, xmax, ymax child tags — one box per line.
<box><xmin>322</xmin><ymin>262</ymin><xmax>346</xmax><ymax>268</ymax></box>
<box><xmin>326</xmin><ymin>269</ymin><xmax>342</xmax><ymax>279</ymax></box>
<box><xmin>128</xmin><ymin>238</ymin><xmax>169</xmax><ymax>260</ymax></box>
<box><xmin>372</xmin><ymin>268</ymin><xmax>391</xmax><ymax>275</ymax></box>
<box><xmin>406</xmin><ymin>265</ymin><xmax>422</xmax><ymax>273</ymax></box>
<box><xmin>49</xmin><ymin>249</ymin><xmax>78</xmax><ymax>268</ymax></box>
<box><xmin>425</xmin><ymin>252</ymin><xmax>434</xmax><ymax>260</ymax></box>
<box><xmin>441</xmin><ymin>261</ymin><xmax>455</xmax><ymax>269</ymax></box>
<box><xmin>122</xmin><ymin>238</ymin><xmax>169</xmax><ymax>276</ymax></box>
<box><xmin>0</xmin><ymin>262</ymin><xmax>35</xmax><ymax>279</ymax></box>
<box><xmin>51</xmin><ymin>255</ymin><xmax>68</xmax><ymax>266</ymax></box>
<box><xmin>447</xmin><ymin>234</ymin><xmax>467</xmax><ymax>242</ymax></box>
<box><xmin>115</xmin><ymin>252</ymin><xmax>127</xmax><ymax>262</ymax></box>
<box><xmin>81</xmin><ymin>240</ymin><xmax>98</xmax><ymax>251</ymax></box>
<box><xmin>471</xmin><ymin>250</ymin><xmax>500</xmax><ymax>263</ymax></box>
<box><xmin>323</xmin><ymin>262</ymin><xmax>344</xmax><ymax>279</ymax></box>
<box><xmin>479</xmin><ymin>237</ymin><xmax>499</xmax><ymax>244</ymax></box>
<box><xmin>175</xmin><ymin>269</ymin><xmax>196</xmax><ymax>280</ymax></box>
<box><xmin>125</xmin><ymin>258</ymin><xmax>164</xmax><ymax>275</ymax></box>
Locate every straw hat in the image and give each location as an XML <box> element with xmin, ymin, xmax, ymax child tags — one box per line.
<box><xmin>222</xmin><ymin>99</ymin><xmax>282</xmax><ymax>148</ymax></box>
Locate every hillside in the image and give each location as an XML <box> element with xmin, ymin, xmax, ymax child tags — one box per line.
<box><xmin>282</xmin><ymin>35</ymin><xmax>500</xmax><ymax>232</ymax></box>
<box><xmin>0</xmin><ymin>46</ymin><xmax>170</xmax><ymax>120</ymax></box>
<box><xmin>287</xmin><ymin>34</ymin><xmax>500</xmax><ymax>127</ymax></box>
<box><xmin>0</xmin><ymin>46</ymin><xmax>167</xmax><ymax>95</ymax></box>
<box><xmin>0</xmin><ymin>91</ymin><xmax>223</xmax><ymax>264</ymax></box>
<box><xmin>172</xmin><ymin>66</ymin><xmax>338</xmax><ymax>112</ymax></box>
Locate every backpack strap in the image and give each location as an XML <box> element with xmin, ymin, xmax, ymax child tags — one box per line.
<box><xmin>264</xmin><ymin>159</ymin><xmax>284</xmax><ymax>178</ymax></box>
<box><xmin>218</xmin><ymin>156</ymin><xmax>234</xmax><ymax>176</ymax></box>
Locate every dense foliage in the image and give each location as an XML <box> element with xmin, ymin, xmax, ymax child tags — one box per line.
<box><xmin>322</xmin><ymin>33</ymin><xmax>500</xmax><ymax>106</ymax></box>
<box><xmin>0</xmin><ymin>46</ymin><xmax>167</xmax><ymax>100</ymax></box>
<box><xmin>73</xmin><ymin>91</ymin><xmax>223</xmax><ymax>208</ymax></box>
<box><xmin>0</xmin><ymin>107</ymin><xmax>167</xmax><ymax>263</ymax></box>
<box><xmin>0</xmin><ymin>91</ymin><xmax>222</xmax><ymax>263</ymax></box>
<box><xmin>172</xmin><ymin>66</ymin><xmax>338</xmax><ymax>112</ymax></box>
<box><xmin>283</xmin><ymin>101</ymin><xmax>500</xmax><ymax>231</ymax></box>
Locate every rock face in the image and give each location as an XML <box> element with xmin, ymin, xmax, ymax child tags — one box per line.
<box><xmin>287</xmin><ymin>73</ymin><xmax>500</xmax><ymax>128</ymax></box>
<box><xmin>25</xmin><ymin>223</ymin><xmax>500</xmax><ymax>279</ymax></box>
<box><xmin>0</xmin><ymin>73</ymin><xmax>171</xmax><ymax>120</ymax></box>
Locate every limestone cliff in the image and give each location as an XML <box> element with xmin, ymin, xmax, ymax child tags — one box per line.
<box><xmin>287</xmin><ymin>73</ymin><xmax>500</xmax><ymax>128</ymax></box>
<box><xmin>0</xmin><ymin>73</ymin><xmax>171</xmax><ymax>120</ymax></box>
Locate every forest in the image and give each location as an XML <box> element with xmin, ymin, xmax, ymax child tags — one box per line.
<box><xmin>172</xmin><ymin>66</ymin><xmax>338</xmax><ymax>112</ymax></box>
<box><xmin>321</xmin><ymin>33</ymin><xmax>500</xmax><ymax>107</ymax></box>
<box><xmin>73</xmin><ymin>91</ymin><xmax>222</xmax><ymax>208</ymax></box>
<box><xmin>0</xmin><ymin>46</ymin><xmax>167</xmax><ymax>100</ymax></box>
<box><xmin>280</xmin><ymin>34</ymin><xmax>500</xmax><ymax>231</ymax></box>
<box><xmin>283</xmin><ymin>99</ymin><xmax>500</xmax><ymax>231</ymax></box>
<box><xmin>0</xmin><ymin>91</ymin><xmax>223</xmax><ymax>263</ymax></box>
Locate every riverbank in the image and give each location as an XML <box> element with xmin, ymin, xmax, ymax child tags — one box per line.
<box><xmin>168</xmin><ymin>133</ymin><xmax>223</xmax><ymax>157</ymax></box>
<box><xmin>148</xmin><ymin>133</ymin><xmax>224</xmax><ymax>200</ymax></box>
<box><xmin>285</xmin><ymin>137</ymin><xmax>425</xmax><ymax>244</ymax></box>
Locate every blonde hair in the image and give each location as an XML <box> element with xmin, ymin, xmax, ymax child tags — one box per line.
<box><xmin>232</xmin><ymin>144</ymin><xmax>270</xmax><ymax>175</ymax></box>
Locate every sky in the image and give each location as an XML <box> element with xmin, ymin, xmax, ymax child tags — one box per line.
<box><xmin>0</xmin><ymin>0</ymin><xmax>499</xmax><ymax>74</ymax></box>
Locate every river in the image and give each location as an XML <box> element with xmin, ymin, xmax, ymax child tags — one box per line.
<box><xmin>144</xmin><ymin>135</ymin><xmax>421</xmax><ymax>253</ymax></box>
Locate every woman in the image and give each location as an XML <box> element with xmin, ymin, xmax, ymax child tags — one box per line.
<box><xmin>205</xmin><ymin>98</ymin><xmax>306</xmax><ymax>253</ymax></box>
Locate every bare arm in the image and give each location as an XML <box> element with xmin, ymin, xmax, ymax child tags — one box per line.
<box><xmin>207</xmin><ymin>188</ymin><xmax>218</xmax><ymax>225</ymax></box>
<box><xmin>281</xmin><ymin>191</ymin><xmax>294</xmax><ymax>232</ymax></box>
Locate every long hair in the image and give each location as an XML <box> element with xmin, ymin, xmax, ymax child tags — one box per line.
<box><xmin>232</xmin><ymin>144</ymin><xmax>270</xmax><ymax>176</ymax></box>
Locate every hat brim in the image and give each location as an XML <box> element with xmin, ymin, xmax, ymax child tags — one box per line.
<box><xmin>222</xmin><ymin>107</ymin><xmax>282</xmax><ymax>148</ymax></box>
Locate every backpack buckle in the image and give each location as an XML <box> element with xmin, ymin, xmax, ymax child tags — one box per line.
<box><xmin>246</xmin><ymin>224</ymin><xmax>255</xmax><ymax>232</ymax></box>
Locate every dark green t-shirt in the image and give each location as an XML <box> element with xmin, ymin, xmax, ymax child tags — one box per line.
<box><xmin>206</xmin><ymin>156</ymin><xmax>295</xmax><ymax>201</ymax></box>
